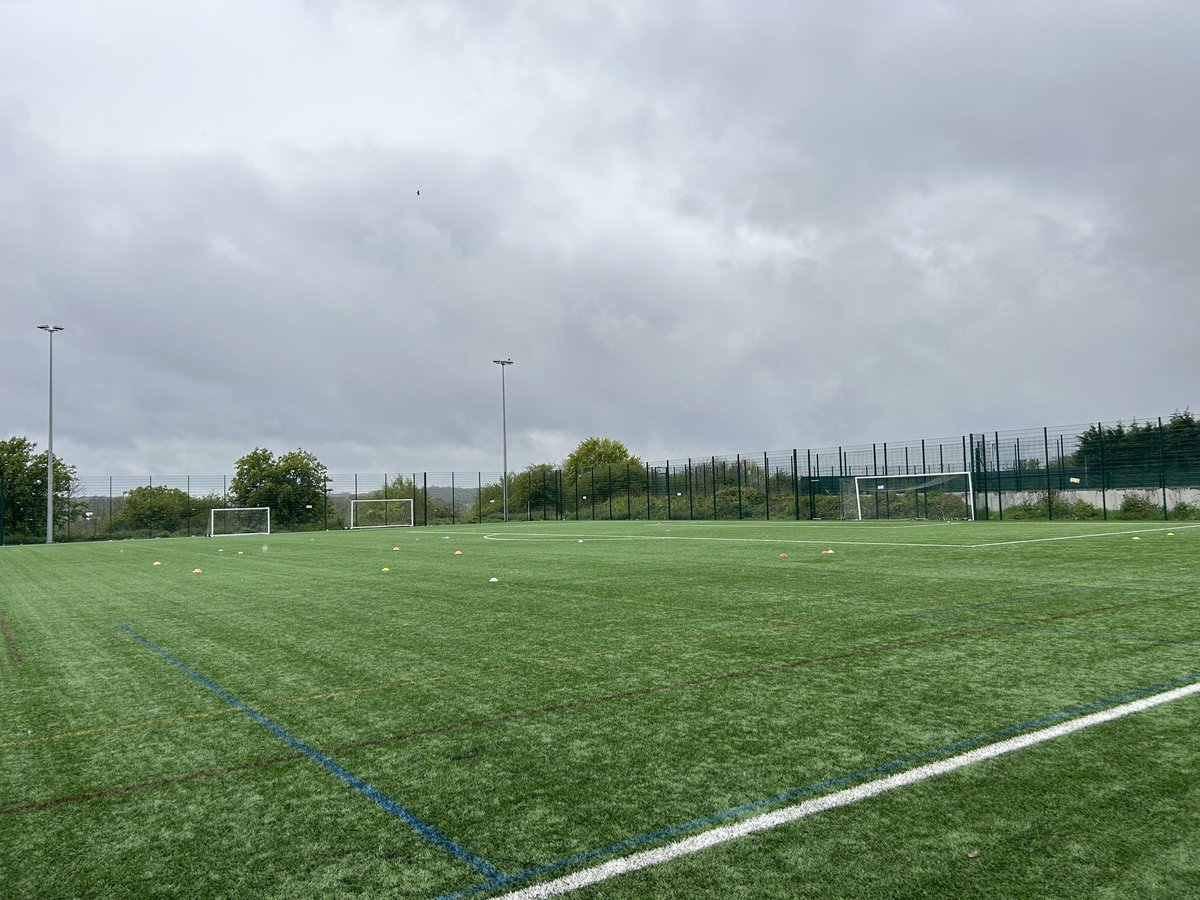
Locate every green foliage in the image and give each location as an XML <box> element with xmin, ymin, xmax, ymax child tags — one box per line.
<box><xmin>109</xmin><ymin>485</ymin><xmax>225</xmax><ymax>536</ymax></box>
<box><xmin>1169</xmin><ymin>501</ymin><xmax>1200</xmax><ymax>520</ymax></box>
<box><xmin>361</xmin><ymin>474</ymin><xmax>452</xmax><ymax>525</ymax></box>
<box><xmin>564</xmin><ymin>437</ymin><xmax>642</xmax><ymax>478</ymax></box>
<box><xmin>0</xmin><ymin>435</ymin><xmax>82</xmax><ymax>542</ymax></box>
<box><xmin>1001</xmin><ymin>492</ymin><xmax>1082</xmax><ymax>520</ymax></box>
<box><xmin>1074</xmin><ymin>410</ymin><xmax>1200</xmax><ymax>483</ymax></box>
<box><xmin>503</xmin><ymin>463</ymin><xmax>561</xmax><ymax>520</ymax></box>
<box><xmin>231</xmin><ymin>447</ymin><xmax>329</xmax><ymax>528</ymax></box>
<box><xmin>1115</xmin><ymin>491</ymin><xmax>1163</xmax><ymax>520</ymax></box>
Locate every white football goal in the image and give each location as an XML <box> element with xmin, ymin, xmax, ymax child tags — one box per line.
<box><xmin>350</xmin><ymin>498</ymin><xmax>415</xmax><ymax>529</ymax></box>
<box><xmin>209</xmin><ymin>507</ymin><xmax>272</xmax><ymax>537</ymax></box>
<box><xmin>851</xmin><ymin>472</ymin><xmax>975</xmax><ymax>521</ymax></box>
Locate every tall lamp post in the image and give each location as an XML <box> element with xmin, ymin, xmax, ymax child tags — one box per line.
<box><xmin>37</xmin><ymin>325</ymin><xmax>64</xmax><ymax>544</ymax></box>
<box><xmin>492</xmin><ymin>358</ymin><xmax>513</xmax><ymax>522</ymax></box>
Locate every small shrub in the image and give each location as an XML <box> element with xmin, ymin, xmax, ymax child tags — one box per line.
<box><xmin>1170</xmin><ymin>501</ymin><xmax>1200</xmax><ymax>520</ymax></box>
<box><xmin>1116</xmin><ymin>492</ymin><xmax>1162</xmax><ymax>520</ymax></box>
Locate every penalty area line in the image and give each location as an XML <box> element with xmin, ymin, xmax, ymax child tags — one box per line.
<box><xmin>492</xmin><ymin>677</ymin><xmax>1200</xmax><ymax>899</ymax></box>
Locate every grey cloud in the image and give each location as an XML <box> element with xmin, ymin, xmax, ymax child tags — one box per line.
<box><xmin>2</xmin><ymin>1</ymin><xmax>1197</xmax><ymax>476</ymax></box>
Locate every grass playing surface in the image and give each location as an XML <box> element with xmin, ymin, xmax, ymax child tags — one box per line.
<box><xmin>2</xmin><ymin>520</ymin><xmax>1199</xmax><ymax>897</ymax></box>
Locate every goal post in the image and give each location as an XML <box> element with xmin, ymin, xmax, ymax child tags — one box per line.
<box><xmin>852</xmin><ymin>472</ymin><xmax>975</xmax><ymax>521</ymax></box>
<box><xmin>350</xmin><ymin>498</ymin><xmax>415</xmax><ymax>529</ymax></box>
<box><xmin>209</xmin><ymin>507</ymin><xmax>271</xmax><ymax>536</ymax></box>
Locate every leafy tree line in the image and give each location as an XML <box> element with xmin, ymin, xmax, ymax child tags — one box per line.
<box><xmin>1072</xmin><ymin>409</ymin><xmax>1200</xmax><ymax>475</ymax></box>
<box><xmin>0</xmin><ymin>436</ymin><xmax>80</xmax><ymax>543</ymax></box>
<box><xmin>5</xmin><ymin>419</ymin><xmax>1200</xmax><ymax>542</ymax></box>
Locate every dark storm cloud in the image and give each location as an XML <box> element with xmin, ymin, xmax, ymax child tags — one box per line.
<box><xmin>2</xmin><ymin>1</ymin><xmax>1197</xmax><ymax>475</ymax></box>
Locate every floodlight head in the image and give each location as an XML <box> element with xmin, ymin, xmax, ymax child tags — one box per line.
<box><xmin>493</xmin><ymin>358</ymin><xmax>513</xmax><ymax>366</ymax></box>
<box><xmin>38</xmin><ymin>325</ymin><xmax>64</xmax><ymax>334</ymax></box>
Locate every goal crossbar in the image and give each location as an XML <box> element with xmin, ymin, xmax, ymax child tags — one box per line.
<box><xmin>853</xmin><ymin>471</ymin><xmax>975</xmax><ymax>521</ymax></box>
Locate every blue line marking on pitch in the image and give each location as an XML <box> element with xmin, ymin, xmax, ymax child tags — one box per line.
<box><xmin>116</xmin><ymin>623</ymin><xmax>500</xmax><ymax>879</ymax></box>
<box><xmin>436</xmin><ymin>669</ymin><xmax>1200</xmax><ymax>899</ymax></box>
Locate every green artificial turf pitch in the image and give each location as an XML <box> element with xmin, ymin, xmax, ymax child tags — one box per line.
<box><xmin>2</xmin><ymin>520</ymin><xmax>1199</xmax><ymax>897</ymax></box>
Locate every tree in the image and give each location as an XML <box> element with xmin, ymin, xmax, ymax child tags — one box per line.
<box><xmin>562</xmin><ymin>437</ymin><xmax>647</xmax><ymax>510</ymax></box>
<box><xmin>230</xmin><ymin>447</ymin><xmax>329</xmax><ymax>529</ymax></box>
<box><xmin>564</xmin><ymin>437</ymin><xmax>642</xmax><ymax>477</ymax></box>
<box><xmin>112</xmin><ymin>485</ymin><xmax>223</xmax><ymax>536</ymax></box>
<box><xmin>0</xmin><ymin>436</ymin><xmax>82</xmax><ymax>542</ymax></box>
<box><xmin>1074</xmin><ymin>410</ymin><xmax>1200</xmax><ymax>484</ymax></box>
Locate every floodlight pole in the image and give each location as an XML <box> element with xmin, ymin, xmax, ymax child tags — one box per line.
<box><xmin>37</xmin><ymin>325</ymin><xmax>64</xmax><ymax>544</ymax></box>
<box><xmin>493</xmin><ymin>358</ymin><xmax>513</xmax><ymax>523</ymax></box>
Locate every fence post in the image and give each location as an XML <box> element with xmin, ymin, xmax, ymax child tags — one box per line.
<box><xmin>1097</xmin><ymin>426</ymin><xmax>1107</xmax><ymax>520</ymax></box>
<box><xmin>666</xmin><ymin>461</ymin><xmax>672</xmax><ymax>520</ymax></box>
<box><xmin>1043</xmin><ymin>427</ymin><xmax>1053</xmax><ymax>521</ymax></box>
<box><xmin>705</xmin><ymin>458</ymin><xmax>715</xmax><ymax>520</ymax></box>
<box><xmin>763</xmin><ymin>452</ymin><xmax>771</xmax><ymax>521</ymax></box>
<box><xmin>687</xmin><ymin>459</ymin><xmax>694</xmax><ymax>520</ymax></box>
<box><xmin>1159</xmin><ymin>417</ymin><xmax>1169</xmax><ymax>519</ymax></box>
<box><xmin>994</xmin><ymin>432</ymin><xmax>1003</xmax><ymax>520</ymax></box>
<box><xmin>729</xmin><ymin>458</ymin><xmax>739</xmax><ymax>520</ymax></box>
<box><xmin>807</xmin><ymin>449</ymin><xmax>815</xmax><ymax>520</ymax></box>
<box><xmin>792</xmin><ymin>450</ymin><xmax>799</xmax><ymax>521</ymax></box>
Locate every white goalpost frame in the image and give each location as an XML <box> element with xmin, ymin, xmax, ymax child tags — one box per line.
<box><xmin>208</xmin><ymin>506</ymin><xmax>272</xmax><ymax>537</ymax></box>
<box><xmin>350</xmin><ymin>498</ymin><xmax>415</xmax><ymax>529</ymax></box>
<box><xmin>853</xmin><ymin>471</ymin><xmax>976</xmax><ymax>521</ymax></box>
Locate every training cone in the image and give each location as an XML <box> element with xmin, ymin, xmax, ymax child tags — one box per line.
<box><xmin>779</xmin><ymin>553</ymin><xmax>788</xmax><ymax>558</ymax></box>
<box><xmin>454</xmin><ymin>550</ymin><xmax>463</xmax><ymax>556</ymax></box>
<box><xmin>192</xmin><ymin>568</ymin><xmax>203</xmax><ymax>574</ymax></box>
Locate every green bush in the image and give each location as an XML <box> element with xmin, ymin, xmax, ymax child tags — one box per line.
<box><xmin>1115</xmin><ymin>492</ymin><xmax>1163</xmax><ymax>520</ymax></box>
<box><xmin>1170</xmin><ymin>501</ymin><xmax>1200</xmax><ymax>520</ymax></box>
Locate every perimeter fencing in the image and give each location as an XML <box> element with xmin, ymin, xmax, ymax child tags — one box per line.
<box><xmin>3</xmin><ymin>416</ymin><xmax>1198</xmax><ymax>544</ymax></box>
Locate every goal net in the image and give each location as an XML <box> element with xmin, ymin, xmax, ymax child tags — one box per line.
<box><xmin>350</xmin><ymin>498</ymin><xmax>415</xmax><ymax>529</ymax></box>
<box><xmin>850</xmin><ymin>472</ymin><xmax>975</xmax><ymax>521</ymax></box>
<box><xmin>209</xmin><ymin>507</ymin><xmax>271</xmax><ymax>536</ymax></box>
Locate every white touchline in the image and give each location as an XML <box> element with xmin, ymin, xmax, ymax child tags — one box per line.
<box><xmin>483</xmin><ymin>523</ymin><xmax>1200</xmax><ymax>550</ymax></box>
<box><xmin>498</xmin><ymin>679</ymin><xmax>1200</xmax><ymax>899</ymax></box>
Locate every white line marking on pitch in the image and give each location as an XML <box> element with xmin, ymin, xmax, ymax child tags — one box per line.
<box><xmin>497</xmin><ymin>679</ymin><xmax>1200</xmax><ymax>899</ymax></box>
<box><xmin>967</xmin><ymin>523</ymin><xmax>1199</xmax><ymax>548</ymax></box>
<box><xmin>482</xmin><ymin>532</ymin><xmax>971</xmax><ymax>549</ymax></box>
<box><xmin>483</xmin><ymin>523</ymin><xmax>1199</xmax><ymax>550</ymax></box>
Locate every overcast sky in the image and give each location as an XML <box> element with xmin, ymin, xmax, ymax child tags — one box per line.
<box><xmin>2</xmin><ymin>0</ymin><xmax>1197</xmax><ymax>477</ymax></box>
